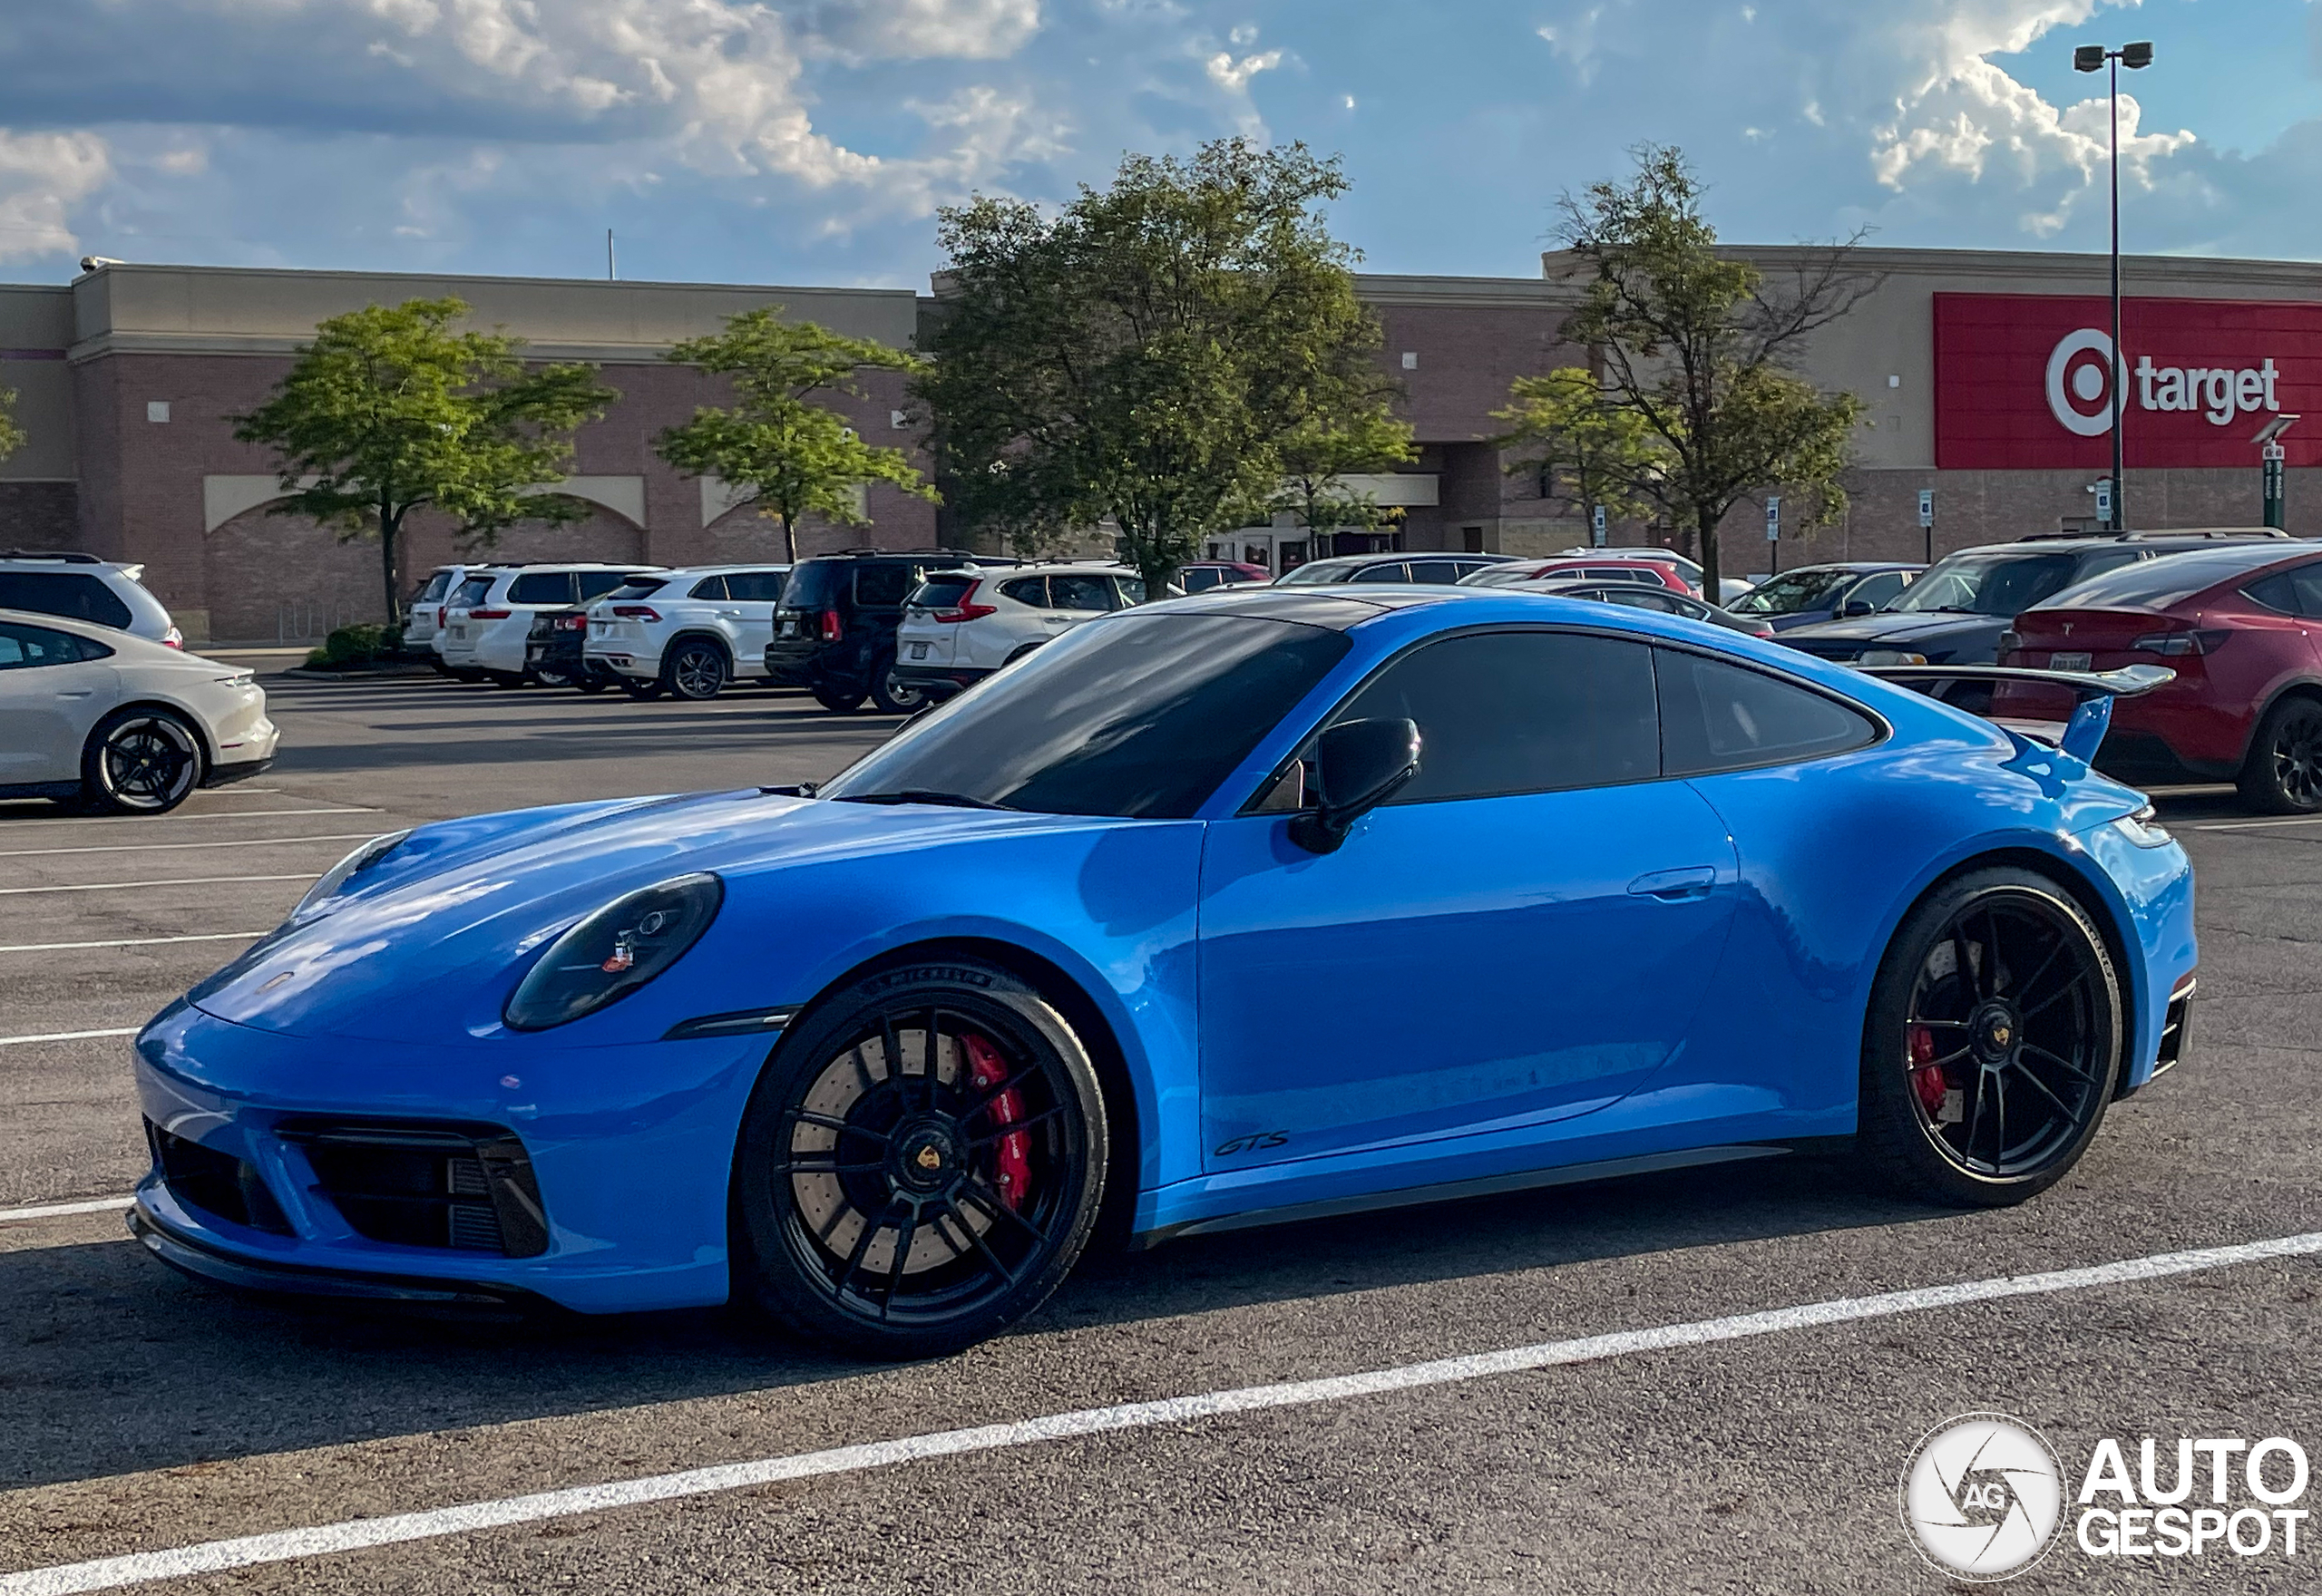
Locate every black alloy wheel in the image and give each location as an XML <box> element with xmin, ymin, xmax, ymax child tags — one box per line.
<box><xmin>1857</xmin><ymin>868</ymin><xmax>2121</xmax><ymax>1205</ymax></box>
<box><xmin>82</xmin><ymin>708</ymin><xmax>204</xmax><ymax>814</ymax></box>
<box><xmin>664</xmin><ymin>640</ymin><xmax>730</xmax><ymax>702</ymax></box>
<box><xmin>869</xmin><ymin>654</ymin><xmax>928</xmax><ymax>715</ymax></box>
<box><xmin>2239</xmin><ymin>696</ymin><xmax>2322</xmax><ymax>815</ymax></box>
<box><xmin>734</xmin><ymin>961</ymin><xmax>1107</xmax><ymax>1357</ymax></box>
<box><xmin>532</xmin><ymin>667</ymin><xmax>576</xmax><ymax>689</ymax></box>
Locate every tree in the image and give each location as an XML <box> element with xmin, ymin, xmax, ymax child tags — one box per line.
<box><xmin>1537</xmin><ymin>145</ymin><xmax>1868</xmax><ymax>593</ymax></box>
<box><xmin>0</xmin><ymin>384</ymin><xmax>22</xmax><ymax>463</ymax></box>
<box><xmin>1494</xmin><ymin>365</ymin><xmax>1657</xmax><ymax>538</ymax></box>
<box><xmin>656</xmin><ymin>308</ymin><xmax>935</xmax><ymax>564</ymax></box>
<box><xmin>915</xmin><ymin>140</ymin><xmax>1402</xmax><ymax>597</ymax></box>
<box><xmin>233</xmin><ymin>297</ymin><xmax>614</xmax><ymax>624</ymax></box>
<box><xmin>1271</xmin><ymin>407</ymin><xmax>1416</xmax><ymax>560</ymax></box>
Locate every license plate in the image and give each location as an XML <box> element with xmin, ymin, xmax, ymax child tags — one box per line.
<box><xmin>450</xmin><ymin>627</ymin><xmax>465</xmax><ymax>639</ymax></box>
<box><xmin>908</xmin><ymin>642</ymin><xmax>928</xmax><ymax>659</ymax></box>
<box><xmin>780</xmin><ymin>619</ymin><xmax>798</xmax><ymax>637</ymax></box>
<box><xmin>2051</xmin><ymin>651</ymin><xmax>2092</xmax><ymax>672</ymax></box>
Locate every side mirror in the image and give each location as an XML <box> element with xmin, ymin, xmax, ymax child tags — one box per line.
<box><xmin>1288</xmin><ymin>718</ymin><xmax>1421</xmax><ymax>855</ymax></box>
<box><xmin>1839</xmin><ymin>598</ymin><xmax>1875</xmax><ymax>617</ymax></box>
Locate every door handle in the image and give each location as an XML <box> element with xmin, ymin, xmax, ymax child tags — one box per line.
<box><xmin>57</xmin><ymin>689</ymin><xmax>95</xmax><ymax>699</ymax></box>
<box><xmin>1627</xmin><ymin>866</ymin><xmax>1718</xmax><ymax>900</ymax></box>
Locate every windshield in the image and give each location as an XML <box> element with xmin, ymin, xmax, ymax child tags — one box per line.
<box><xmin>1730</xmin><ymin>568</ymin><xmax>1859</xmax><ymax>616</ymax></box>
<box><xmin>819</xmin><ymin>613</ymin><xmax>1351</xmax><ymax>819</ymax></box>
<box><xmin>781</xmin><ymin>560</ymin><xmax>848</xmax><ymax>609</ymax></box>
<box><xmin>1887</xmin><ymin>553</ymin><xmax>2079</xmax><ymax>617</ymax></box>
<box><xmin>1276</xmin><ymin>560</ymin><xmax>1359</xmax><ymax>586</ymax></box>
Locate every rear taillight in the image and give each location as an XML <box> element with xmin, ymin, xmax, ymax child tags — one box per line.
<box><xmin>436</xmin><ymin>607</ymin><xmax>447</xmax><ymax>627</ymax></box>
<box><xmin>559</xmin><ymin>615</ymin><xmax>586</xmax><ymax>631</ymax></box>
<box><xmin>819</xmin><ymin>608</ymin><xmax>844</xmax><ymax>642</ymax></box>
<box><xmin>161</xmin><ymin>627</ymin><xmax>184</xmax><ymax>649</ymax></box>
<box><xmin>611</xmin><ymin>605</ymin><xmax>661</xmax><ymax>621</ymax></box>
<box><xmin>468</xmin><ymin>608</ymin><xmax>512</xmax><ymax>620</ymax></box>
<box><xmin>931</xmin><ymin>582</ymin><xmax>996</xmax><ymax>623</ymax></box>
<box><xmin>2131</xmin><ymin>628</ymin><xmax>2230</xmax><ymax>657</ymax></box>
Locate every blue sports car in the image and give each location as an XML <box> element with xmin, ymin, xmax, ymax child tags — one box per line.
<box><xmin>132</xmin><ymin>587</ymin><xmax>2197</xmax><ymax>1355</ymax></box>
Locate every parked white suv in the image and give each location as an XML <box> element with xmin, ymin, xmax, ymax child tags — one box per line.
<box><xmin>0</xmin><ymin>552</ymin><xmax>182</xmax><ymax>647</ymax></box>
<box><xmin>893</xmin><ymin>563</ymin><xmax>1158</xmax><ymax>700</ymax></box>
<box><xmin>439</xmin><ymin>563</ymin><xmax>660</xmax><ymax>686</ymax></box>
<box><xmin>581</xmin><ymin>564</ymin><xmax>791</xmax><ymax>701</ymax></box>
<box><xmin>404</xmin><ymin>565</ymin><xmax>486</xmax><ymax>666</ymax></box>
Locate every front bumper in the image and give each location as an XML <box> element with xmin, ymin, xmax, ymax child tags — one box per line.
<box><xmin>132</xmin><ymin>999</ymin><xmax>776</xmax><ymax>1314</ymax></box>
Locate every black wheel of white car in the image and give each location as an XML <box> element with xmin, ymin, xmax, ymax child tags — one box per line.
<box><xmin>664</xmin><ymin>640</ymin><xmax>729</xmax><ymax>702</ymax></box>
<box><xmin>870</xmin><ymin>655</ymin><xmax>927</xmax><ymax>715</ymax></box>
<box><xmin>81</xmin><ymin>707</ymin><xmax>204</xmax><ymax>814</ymax></box>
<box><xmin>1857</xmin><ymin>867</ymin><xmax>2121</xmax><ymax>1206</ymax></box>
<box><xmin>734</xmin><ymin>960</ymin><xmax>1107</xmax><ymax>1358</ymax></box>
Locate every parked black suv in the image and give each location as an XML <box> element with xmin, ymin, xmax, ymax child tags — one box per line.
<box><xmin>766</xmin><ymin>549</ymin><xmax>1021</xmax><ymax>713</ymax></box>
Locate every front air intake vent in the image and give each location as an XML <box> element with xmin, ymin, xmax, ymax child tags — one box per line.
<box><xmin>146</xmin><ymin>1120</ymin><xmax>292</xmax><ymax>1234</ymax></box>
<box><xmin>278</xmin><ymin>1120</ymin><xmax>549</xmax><ymax>1258</ymax></box>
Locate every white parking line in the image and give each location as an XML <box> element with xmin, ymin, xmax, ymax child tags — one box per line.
<box><xmin>0</xmin><ymin>832</ymin><xmax>377</xmax><ymax>860</ymax></box>
<box><xmin>0</xmin><ymin>1197</ymin><xmax>129</xmax><ymax>1223</ymax></box>
<box><xmin>5</xmin><ymin>1228</ymin><xmax>2317</xmax><ymax>1596</ymax></box>
<box><xmin>0</xmin><ymin>808</ymin><xmax>378</xmax><ymax>829</ymax></box>
<box><xmin>0</xmin><ymin>932</ymin><xmax>265</xmax><ymax>954</ymax></box>
<box><xmin>0</xmin><ymin>1027</ymin><xmax>140</xmax><ymax>1048</ymax></box>
<box><xmin>0</xmin><ymin>874</ymin><xmax>317</xmax><ymax>896</ymax></box>
<box><xmin>2193</xmin><ymin>814</ymin><xmax>2322</xmax><ymax>832</ymax></box>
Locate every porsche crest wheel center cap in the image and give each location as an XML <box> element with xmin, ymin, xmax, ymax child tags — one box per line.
<box><xmin>892</xmin><ymin>1120</ymin><xmax>960</xmax><ymax>1192</ymax></box>
<box><xmin>1971</xmin><ymin>1002</ymin><xmax>2020</xmax><ymax>1062</ymax></box>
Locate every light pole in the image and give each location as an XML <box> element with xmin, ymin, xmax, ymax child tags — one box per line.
<box><xmin>2074</xmin><ymin>40</ymin><xmax>2153</xmax><ymax>531</ymax></box>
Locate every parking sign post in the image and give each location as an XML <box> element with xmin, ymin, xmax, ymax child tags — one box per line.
<box><xmin>1591</xmin><ymin>503</ymin><xmax>1607</xmax><ymax>548</ymax></box>
<box><xmin>1918</xmin><ymin>489</ymin><xmax>1935</xmax><ymax>564</ymax></box>
<box><xmin>1765</xmin><ymin>495</ymin><xmax>1781</xmax><ymax>576</ymax></box>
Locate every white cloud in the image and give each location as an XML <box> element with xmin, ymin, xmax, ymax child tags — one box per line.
<box><xmin>1205</xmin><ymin>47</ymin><xmax>1281</xmax><ymax>92</ymax></box>
<box><xmin>805</xmin><ymin>0</ymin><xmax>1043</xmax><ymax>63</ymax></box>
<box><xmin>0</xmin><ymin>131</ymin><xmax>112</xmax><ymax>263</ymax></box>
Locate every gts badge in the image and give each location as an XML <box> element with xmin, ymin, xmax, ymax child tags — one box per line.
<box><xmin>1214</xmin><ymin>1130</ymin><xmax>1289</xmax><ymax>1157</ymax></box>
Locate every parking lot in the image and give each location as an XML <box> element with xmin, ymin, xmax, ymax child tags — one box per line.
<box><xmin>5</xmin><ymin>666</ymin><xmax>2321</xmax><ymax>1593</ymax></box>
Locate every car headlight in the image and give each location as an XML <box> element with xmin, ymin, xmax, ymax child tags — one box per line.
<box><xmin>297</xmin><ymin>830</ymin><xmax>412</xmax><ymax>914</ymax></box>
<box><xmin>1858</xmin><ymin>649</ymin><xmax>1928</xmax><ymax>666</ymax></box>
<box><xmin>2112</xmin><ymin>803</ymin><xmax>2173</xmax><ymax>848</ymax></box>
<box><xmin>503</xmin><ymin>873</ymin><xmax>724</xmax><ymax>1031</ymax></box>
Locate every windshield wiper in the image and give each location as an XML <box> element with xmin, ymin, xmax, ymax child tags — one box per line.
<box><xmin>832</xmin><ymin>789</ymin><xmax>1015</xmax><ymax>811</ymax></box>
<box><xmin>1903</xmin><ymin>604</ymin><xmax>1982</xmax><ymax>614</ymax></box>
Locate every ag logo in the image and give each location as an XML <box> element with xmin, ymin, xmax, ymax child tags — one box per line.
<box><xmin>2045</xmin><ymin>327</ymin><xmax>2120</xmax><ymax>437</ymax></box>
<box><xmin>1899</xmin><ymin>1413</ymin><xmax>2064</xmax><ymax>1581</ymax></box>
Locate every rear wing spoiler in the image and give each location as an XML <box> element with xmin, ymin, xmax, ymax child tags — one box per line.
<box><xmin>1854</xmin><ymin>663</ymin><xmax>2174</xmax><ymax>764</ymax></box>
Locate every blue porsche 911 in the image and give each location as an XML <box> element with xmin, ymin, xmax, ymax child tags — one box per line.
<box><xmin>132</xmin><ymin>586</ymin><xmax>2196</xmax><ymax>1355</ymax></box>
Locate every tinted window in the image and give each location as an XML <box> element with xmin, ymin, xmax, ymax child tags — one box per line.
<box><xmin>1332</xmin><ymin>630</ymin><xmax>1660</xmax><ymax>803</ymax></box>
<box><xmin>452</xmin><ymin>576</ymin><xmax>495</xmax><ymax>608</ymax></box>
<box><xmin>1277</xmin><ymin>559</ymin><xmax>1363</xmax><ymax>586</ymax></box>
<box><xmin>1729</xmin><ymin>568</ymin><xmax>1857</xmax><ymax>616</ymax></box>
<box><xmin>1852</xmin><ymin>572</ymin><xmax>1909</xmax><ymax>609</ymax></box>
<box><xmin>1113</xmin><ymin>576</ymin><xmax>1148</xmax><ymax>605</ymax></box>
<box><xmin>1658</xmin><ymin>650</ymin><xmax>1878</xmax><ymax>776</ymax></box>
<box><xmin>0</xmin><ymin>620</ymin><xmax>96</xmax><ymax>668</ymax></box>
<box><xmin>909</xmin><ymin>575</ymin><xmax>977</xmax><ymax>610</ymax></box>
<box><xmin>1049</xmin><ymin>573</ymin><xmax>1114</xmax><ymax>612</ymax></box>
<box><xmin>509</xmin><ymin>571</ymin><xmax>575</xmax><ymax>605</ymax></box>
<box><xmin>688</xmin><ymin>575</ymin><xmax>731</xmax><ymax>600</ymax></box>
<box><xmin>1350</xmin><ymin>562</ymin><xmax>1409</xmax><ymax>584</ymax></box>
<box><xmin>1405</xmin><ymin>560</ymin><xmax>1463</xmax><ymax>585</ymax></box>
<box><xmin>1605</xmin><ymin>589</ymin><xmax>1683</xmax><ymax>614</ymax></box>
<box><xmin>414</xmin><ymin>571</ymin><xmax>454</xmax><ymax>605</ymax></box>
<box><xmin>854</xmin><ymin>564</ymin><xmax>915</xmax><ymax>606</ymax></box>
<box><xmin>820</xmin><ymin>614</ymin><xmax>1351</xmax><ymax>819</ymax></box>
<box><xmin>604</xmin><ymin>579</ymin><xmax>668</xmax><ymax>601</ymax></box>
<box><xmin>1179</xmin><ymin>567</ymin><xmax>1224</xmax><ymax>592</ymax></box>
<box><xmin>1889</xmin><ymin>553</ymin><xmax>2079</xmax><ymax>616</ymax></box>
<box><xmin>2072</xmin><ymin>551</ymin><xmax>2142</xmax><ymax>585</ymax></box>
<box><xmin>2045</xmin><ymin>545</ymin><xmax>2313</xmax><ymax>612</ymax></box>
<box><xmin>2244</xmin><ymin>561</ymin><xmax>2322</xmax><ymax>618</ymax></box>
<box><xmin>725</xmin><ymin>570</ymin><xmax>788</xmax><ymax>602</ymax></box>
<box><xmin>0</xmin><ymin>571</ymin><xmax>133</xmax><ymax>629</ymax></box>
<box><xmin>782</xmin><ymin>560</ymin><xmax>846</xmax><ymax>609</ymax></box>
<box><xmin>998</xmin><ymin>577</ymin><xmax>1048</xmax><ymax>607</ymax></box>
<box><xmin>577</xmin><ymin>570</ymin><xmax>638</xmax><ymax>601</ymax></box>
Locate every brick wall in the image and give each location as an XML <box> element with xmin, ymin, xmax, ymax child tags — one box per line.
<box><xmin>0</xmin><ymin>482</ymin><xmax>78</xmax><ymax>547</ymax></box>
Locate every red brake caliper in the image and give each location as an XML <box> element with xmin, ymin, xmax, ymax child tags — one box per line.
<box><xmin>1908</xmin><ymin>1024</ymin><xmax>1947</xmax><ymax>1116</ymax></box>
<box><xmin>962</xmin><ymin>1034</ymin><xmax>1029</xmax><ymax>1210</ymax></box>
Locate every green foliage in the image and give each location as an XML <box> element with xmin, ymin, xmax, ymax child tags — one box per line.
<box><xmin>915</xmin><ymin>140</ymin><xmax>1401</xmax><ymax>595</ymax></box>
<box><xmin>1495</xmin><ymin>366</ymin><xmax>1658</xmax><ymax>528</ymax></box>
<box><xmin>1271</xmin><ymin>407</ymin><xmax>1417</xmax><ymax>558</ymax></box>
<box><xmin>303</xmin><ymin>622</ymin><xmax>403</xmax><ymax>671</ymax></box>
<box><xmin>656</xmin><ymin>307</ymin><xmax>934</xmax><ymax>563</ymax></box>
<box><xmin>233</xmin><ymin>297</ymin><xmax>615</xmax><ymax>624</ymax></box>
<box><xmin>0</xmin><ymin>384</ymin><xmax>22</xmax><ymax>462</ymax></box>
<box><xmin>1545</xmin><ymin>145</ymin><xmax>1868</xmax><ymax>591</ymax></box>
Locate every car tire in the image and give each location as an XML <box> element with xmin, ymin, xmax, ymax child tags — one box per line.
<box><xmin>813</xmin><ymin>682</ymin><xmax>868</xmax><ymax>714</ymax></box>
<box><xmin>2236</xmin><ymin>695</ymin><xmax>2322</xmax><ymax>815</ymax></box>
<box><xmin>619</xmin><ymin>678</ymin><xmax>664</xmax><ymax>702</ymax></box>
<box><xmin>575</xmin><ymin>675</ymin><xmax>610</xmax><ymax>696</ymax></box>
<box><xmin>450</xmin><ymin>668</ymin><xmax>487</xmax><ymax>684</ymax></box>
<box><xmin>733</xmin><ymin>959</ymin><xmax>1109</xmax><ymax>1358</ymax></box>
<box><xmin>869</xmin><ymin>655</ymin><xmax>928</xmax><ymax>715</ymax></box>
<box><xmin>80</xmin><ymin>706</ymin><xmax>206</xmax><ymax>815</ymax></box>
<box><xmin>663</xmin><ymin>640</ymin><xmax>730</xmax><ymax>702</ymax></box>
<box><xmin>485</xmin><ymin>670</ymin><xmax>526</xmax><ymax>689</ymax></box>
<box><xmin>1855</xmin><ymin>867</ymin><xmax>2122</xmax><ymax>1207</ymax></box>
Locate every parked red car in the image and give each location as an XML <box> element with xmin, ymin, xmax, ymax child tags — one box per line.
<box><xmin>1462</xmin><ymin>556</ymin><xmax>1693</xmax><ymax>593</ymax></box>
<box><xmin>1995</xmin><ymin>542</ymin><xmax>2322</xmax><ymax>812</ymax></box>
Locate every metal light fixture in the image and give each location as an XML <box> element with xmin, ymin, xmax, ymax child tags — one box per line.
<box><xmin>2073</xmin><ymin>40</ymin><xmax>2155</xmax><ymax>531</ymax></box>
<box><xmin>2255</xmin><ymin>414</ymin><xmax>2301</xmax><ymax>530</ymax></box>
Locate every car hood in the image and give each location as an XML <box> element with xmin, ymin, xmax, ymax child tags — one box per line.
<box><xmin>1780</xmin><ymin>611</ymin><xmax>2004</xmax><ymax>657</ymax></box>
<box><xmin>182</xmin><ymin>789</ymin><xmax>1119</xmax><ymax>1042</ymax></box>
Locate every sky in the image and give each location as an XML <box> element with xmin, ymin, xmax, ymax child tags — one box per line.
<box><xmin>0</xmin><ymin>0</ymin><xmax>2315</xmax><ymax>290</ymax></box>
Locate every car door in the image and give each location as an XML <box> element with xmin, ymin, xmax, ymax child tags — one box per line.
<box><xmin>1196</xmin><ymin>628</ymin><xmax>1740</xmax><ymax>1169</ymax></box>
<box><xmin>722</xmin><ymin>569</ymin><xmax>786</xmax><ymax>672</ymax></box>
<box><xmin>1045</xmin><ymin>573</ymin><xmax>1115</xmax><ymax>635</ymax></box>
<box><xmin>0</xmin><ymin>621</ymin><xmax>118</xmax><ymax>783</ymax></box>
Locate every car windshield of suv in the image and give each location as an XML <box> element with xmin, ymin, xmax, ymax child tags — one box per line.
<box><xmin>780</xmin><ymin>560</ymin><xmax>847</xmax><ymax>609</ymax></box>
<box><xmin>1885</xmin><ymin>553</ymin><xmax>2079</xmax><ymax>617</ymax></box>
<box><xmin>1729</xmin><ymin>569</ymin><xmax>1859</xmax><ymax>616</ymax></box>
<box><xmin>819</xmin><ymin>613</ymin><xmax>1352</xmax><ymax>819</ymax></box>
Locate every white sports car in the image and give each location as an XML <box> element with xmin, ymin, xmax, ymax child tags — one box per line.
<box><xmin>0</xmin><ymin>608</ymin><xmax>278</xmax><ymax>813</ymax></box>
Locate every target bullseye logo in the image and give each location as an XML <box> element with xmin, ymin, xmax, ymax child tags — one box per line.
<box><xmin>1899</xmin><ymin>1413</ymin><xmax>2065</xmax><ymax>1581</ymax></box>
<box><xmin>2046</xmin><ymin>327</ymin><xmax>2121</xmax><ymax>437</ymax></box>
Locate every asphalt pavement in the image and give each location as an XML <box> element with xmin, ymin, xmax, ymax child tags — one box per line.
<box><xmin>3</xmin><ymin>666</ymin><xmax>2318</xmax><ymax>1594</ymax></box>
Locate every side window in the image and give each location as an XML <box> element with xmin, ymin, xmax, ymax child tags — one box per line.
<box><xmin>2245</xmin><ymin>561</ymin><xmax>2322</xmax><ymax>618</ymax></box>
<box><xmin>1605</xmin><ymin>589</ymin><xmax>1680</xmax><ymax>613</ymax></box>
<box><xmin>452</xmin><ymin>576</ymin><xmax>495</xmax><ymax>608</ymax></box>
<box><xmin>2073</xmin><ymin>552</ymin><xmax>2142</xmax><ymax>586</ymax></box>
<box><xmin>1657</xmin><ymin>649</ymin><xmax>1879</xmax><ymax>777</ymax></box>
<box><xmin>1405</xmin><ymin>560</ymin><xmax>1462</xmax><ymax>584</ymax></box>
<box><xmin>1049</xmin><ymin>574</ymin><xmax>1113</xmax><ymax>612</ymax></box>
<box><xmin>854</xmin><ymin>564</ymin><xmax>913</xmax><ymax>606</ymax></box>
<box><xmin>1350</xmin><ymin>562</ymin><xmax>1410</xmax><ymax>584</ymax></box>
<box><xmin>0</xmin><ymin>572</ymin><xmax>134</xmax><ymax>628</ymax></box>
<box><xmin>1331</xmin><ymin>630</ymin><xmax>1661</xmax><ymax>803</ymax></box>
<box><xmin>1178</xmin><ymin>568</ymin><xmax>1221</xmax><ymax>593</ymax></box>
<box><xmin>688</xmin><ymin>575</ymin><xmax>731</xmax><ymax>600</ymax></box>
<box><xmin>0</xmin><ymin>621</ymin><xmax>94</xmax><ymax>669</ymax></box>
<box><xmin>1112</xmin><ymin>575</ymin><xmax>1148</xmax><ymax>606</ymax></box>
<box><xmin>726</xmin><ymin>571</ymin><xmax>787</xmax><ymax>602</ymax></box>
<box><xmin>576</xmin><ymin>571</ymin><xmax>633</xmax><ymax>601</ymax></box>
<box><xmin>998</xmin><ymin>577</ymin><xmax>1049</xmax><ymax>607</ymax></box>
<box><xmin>509</xmin><ymin>571</ymin><xmax>576</xmax><ymax>604</ymax></box>
<box><xmin>1851</xmin><ymin>572</ymin><xmax>1907</xmax><ymax>609</ymax></box>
